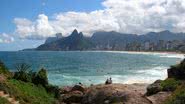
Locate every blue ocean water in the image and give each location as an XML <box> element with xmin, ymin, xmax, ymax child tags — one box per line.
<box><xmin>0</xmin><ymin>51</ymin><xmax>183</xmax><ymax>86</ymax></box>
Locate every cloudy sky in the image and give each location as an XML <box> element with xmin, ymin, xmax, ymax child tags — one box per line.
<box><xmin>1</xmin><ymin>0</ymin><xmax>185</xmax><ymax>51</ymax></box>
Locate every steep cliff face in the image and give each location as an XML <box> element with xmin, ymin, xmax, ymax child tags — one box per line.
<box><xmin>36</xmin><ymin>30</ymin><xmax>185</xmax><ymax>51</ymax></box>
<box><xmin>168</xmin><ymin>59</ymin><xmax>185</xmax><ymax>79</ymax></box>
<box><xmin>37</xmin><ymin>29</ymin><xmax>94</xmax><ymax>51</ymax></box>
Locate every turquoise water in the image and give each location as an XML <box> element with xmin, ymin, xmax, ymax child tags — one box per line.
<box><xmin>0</xmin><ymin>51</ymin><xmax>183</xmax><ymax>86</ymax></box>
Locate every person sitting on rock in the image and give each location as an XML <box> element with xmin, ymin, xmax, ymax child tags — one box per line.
<box><xmin>109</xmin><ymin>77</ymin><xmax>112</xmax><ymax>84</ymax></box>
<box><xmin>105</xmin><ymin>77</ymin><xmax>112</xmax><ymax>85</ymax></box>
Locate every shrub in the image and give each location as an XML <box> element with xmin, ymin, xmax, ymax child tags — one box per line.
<box><xmin>0</xmin><ymin>60</ymin><xmax>11</xmax><ymax>76</ymax></box>
<box><xmin>161</xmin><ymin>78</ymin><xmax>181</xmax><ymax>91</ymax></box>
<box><xmin>45</xmin><ymin>84</ymin><xmax>60</xmax><ymax>98</ymax></box>
<box><xmin>0</xmin><ymin>97</ymin><xmax>10</xmax><ymax>104</ymax></box>
<box><xmin>164</xmin><ymin>84</ymin><xmax>185</xmax><ymax>104</ymax></box>
<box><xmin>0</xmin><ymin>79</ymin><xmax>55</xmax><ymax>104</ymax></box>
<box><xmin>32</xmin><ymin>68</ymin><xmax>48</xmax><ymax>87</ymax></box>
<box><xmin>13</xmin><ymin>63</ymin><xmax>32</xmax><ymax>82</ymax></box>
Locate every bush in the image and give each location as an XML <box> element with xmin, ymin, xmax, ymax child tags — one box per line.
<box><xmin>0</xmin><ymin>79</ymin><xmax>55</xmax><ymax>104</ymax></box>
<box><xmin>45</xmin><ymin>84</ymin><xmax>60</xmax><ymax>98</ymax></box>
<box><xmin>164</xmin><ymin>84</ymin><xmax>185</xmax><ymax>104</ymax></box>
<box><xmin>161</xmin><ymin>78</ymin><xmax>181</xmax><ymax>91</ymax></box>
<box><xmin>0</xmin><ymin>97</ymin><xmax>10</xmax><ymax>104</ymax></box>
<box><xmin>0</xmin><ymin>60</ymin><xmax>11</xmax><ymax>76</ymax></box>
<box><xmin>32</xmin><ymin>68</ymin><xmax>48</xmax><ymax>87</ymax></box>
<box><xmin>13</xmin><ymin>63</ymin><xmax>32</xmax><ymax>82</ymax></box>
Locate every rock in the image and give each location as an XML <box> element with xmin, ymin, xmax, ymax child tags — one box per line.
<box><xmin>60</xmin><ymin>86</ymin><xmax>72</xmax><ymax>94</ymax></box>
<box><xmin>167</xmin><ymin>59</ymin><xmax>185</xmax><ymax>80</ymax></box>
<box><xmin>147</xmin><ymin>92</ymin><xmax>172</xmax><ymax>104</ymax></box>
<box><xmin>0</xmin><ymin>74</ymin><xmax>6</xmax><ymax>82</ymax></box>
<box><xmin>82</xmin><ymin>84</ymin><xmax>151</xmax><ymax>104</ymax></box>
<box><xmin>71</xmin><ymin>84</ymin><xmax>86</xmax><ymax>93</ymax></box>
<box><xmin>146</xmin><ymin>80</ymin><xmax>162</xmax><ymax>96</ymax></box>
<box><xmin>60</xmin><ymin>91</ymin><xmax>83</xmax><ymax>103</ymax></box>
<box><xmin>167</xmin><ymin>67</ymin><xmax>185</xmax><ymax>79</ymax></box>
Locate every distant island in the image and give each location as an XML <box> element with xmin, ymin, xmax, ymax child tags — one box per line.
<box><xmin>23</xmin><ymin>29</ymin><xmax>185</xmax><ymax>52</ymax></box>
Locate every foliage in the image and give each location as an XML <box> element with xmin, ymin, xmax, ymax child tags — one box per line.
<box><xmin>0</xmin><ymin>79</ymin><xmax>55</xmax><ymax>104</ymax></box>
<box><xmin>45</xmin><ymin>84</ymin><xmax>60</xmax><ymax>98</ymax></box>
<box><xmin>0</xmin><ymin>97</ymin><xmax>10</xmax><ymax>104</ymax></box>
<box><xmin>164</xmin><ymin>84</ymin><xmax>185</xmax><ymax>104</ymax></box>
<box><xmin>161</xmin><ymin>78</ymin><xmax>181</xmax><ymax>91</ymax></box>
<box><xmin>32</xmin><ymin>68</ymin><xmax>48</xmax><ymax>87</ymax></box>
<box><xmin>13</xmin><ymin>63</ymin><xmax>32</xmax><ymax>82</ymax></box>
<box><xmin>0</xmin><ymin>60</ymin><xmax>11</xmax><ymax>76</ymax></box>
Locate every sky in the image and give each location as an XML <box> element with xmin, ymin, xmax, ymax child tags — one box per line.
<box><xmin>1</xmin><ymin>0</ymin><xmax>185</xmax><ymax>51</ymax></box>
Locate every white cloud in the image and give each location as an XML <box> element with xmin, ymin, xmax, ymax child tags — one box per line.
<box><xmin>0</xmin><ymin>33</ymin><xmax>14</xmax><ymax>43</ymax></box>
<box><xmin>13</xmin><ymin>0</ymin><xmax>185</xmax><ymax>39</ymax></box>
<box><xmin>14</xmin><ymin>14</ymin><xmax>55</xmax><ymax>39</ymax></box>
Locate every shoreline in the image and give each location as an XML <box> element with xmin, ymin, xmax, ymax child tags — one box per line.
<box><xmin>2</xmin><ymin>50</ymin><xmax>185</xmax><ymax>54</ymax></box>
<box><xmin>84</xmin><ymin>50</ymin><xmax>185</xmax><ymax>55</ymax></box>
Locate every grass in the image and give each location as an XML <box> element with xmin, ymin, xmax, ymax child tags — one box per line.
<box><xmin>161</xmin><ymin>78</ymin><xmax>181</xmax><ymax>91</ymax></box>
<box><xmin>164</xmin><ymin>84</ymin><xmax>185</xmax><ymax>104</ymax></box>
<box><xmin>0</xmin><ymin>97</ymin><xmax>11</xmax><ymax>104</ymax></box>
<box><xmin>0</xmin><ymin>79</ymin><xmax>56</xmax><ymax>104</ymax></box>
<box><xmin>0</xmin><ymin>61</ymin><xmax>11</xmax><ymax>77</ymax></box>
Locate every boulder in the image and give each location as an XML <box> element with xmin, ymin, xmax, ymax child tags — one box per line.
<box><xmin>167</xmin><ymin>67</ymin><xmax>185</xmax><ymax>79</ymax></box>
<box><xmin>167</xmin><ymin>59</ymin><xmax>185</xmax><ymax>80</ymax></box>
<box><xmin>146</xmin><ymin>80</ymin><xmax>162</xmax><ymax>96</ymax></box>
<box><xmin>82</xmin><ymin>84</ymin><xmax>151</xmax><ymax>104</ymax></box>
<box><xmin>60</xmin><ymin>86</ymin><xmax>72</xmax><ymax>94</ymax></box>
<box><xmin>147</xmin><ymin>92</ymin><xmax>172</xmax><ymax>104</ymax></box>
<box><xmin>71</xmin><ymin>84</ymin><xmax>86</xmax><ymax>93</ymax></box>
<box><xmin>60</xmin><ymin>91</ymin><xmax>84</xmax><ymax>103</ymax></box>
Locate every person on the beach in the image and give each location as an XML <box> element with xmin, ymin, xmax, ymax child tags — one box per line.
<box><xmin>105</xmin><ymin>77</ymin><xmax>112</xmax><ymax>84</ymax></box>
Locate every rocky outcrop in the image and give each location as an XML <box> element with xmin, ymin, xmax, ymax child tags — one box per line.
<box><xmin>0</xmin><ymin>91</ymin><xmax>19</xmax><ymax>104</ymax></box>
<box><xmin>167</xmin><ymin>60</ymin><xmax>185</xmax><ymax>79</ymax></box>
<box><xmin>147</xmin><ymin>92</ymin><xmax>172</xmax><ymax>104</ymax></box>
<box><xmin>60</xmin><ymin>91</ymin><xmax>83</xmax><ymax>104</ymax></box>
<box><xmin>59</xmin><ymin>83</ymin><xmax>151</xmax><ymax>104</ymax></box>
<box><xmin>82</xmin><ymin>84</ymin><xmax>151</xmax><ymax>104</ymax></box>
<box><xmin>37</xmin><ymin>29</ymin><xmax>94</xmax><ymax>51</ymax></box>
<box><xmin>146</xmin><ymin>80</ymin><xmax>162</xmax><ymax>96</ymax></box>
<box><xmin>71</xmin><ymin>84</ymin><xmax>86</xmax><ymax>93</ymax></box>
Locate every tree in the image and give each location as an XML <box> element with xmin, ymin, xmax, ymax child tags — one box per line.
<box><xmin>32</xmin><ymin>68</ymin><xmax>48</xmax><ymax>87</ymax></box>
<box><xmin>13</xmin><ymin>63</ymin><xmax>32</xmax><ymax>82</ymax></box>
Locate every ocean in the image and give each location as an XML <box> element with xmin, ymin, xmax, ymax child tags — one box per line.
<box><xmin>0</xmin><ymin>51</ymin><xmax>183</xmax><ymax>86</ymax></box>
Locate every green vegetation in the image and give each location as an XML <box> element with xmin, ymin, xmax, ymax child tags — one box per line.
<box><xmin>0</xmin><ymin>60</ymin><xmax>11</xmax><ymax>77</ymax></box>
<box><xmin>32</xmin><ymin>68</ymin><xmax>48</xmax><ymax>87</ymax></box>
<box><xmin>164</xmin><ymin>84</ymin><xmax>185</xmax><ymax>104</ymax></box>
<box><xmin>13</xmin><ymin>63</ymin><xmax>32</xmax><ymax>82</ymax></box>
<box><xmin>162</xmin><ymin>59</ymin><xmax>185</xmax><ymax>104</ymax></box>
<box><xmin>161</xmin><ymin>78</ymin><xmax>181</xmax><ymax>91</ymax></box>
<box><xmin>0</xmin><ymin>97</ymin><xmax>10</xmax><ymax>104</ymax></box>
<box><xmin>170</xmin><ymin>59</ymin><xmax>185</xmax><ymax>70</ymax></box>
<box><xmin>146</xmin><ymin>59</ymin><xmax>185</xmax><ymax>104</ymax></box>
<box><xmin>0</xmin><ymin>79</ymin><xmax>55</xmax><ymax>104</ymax></box>
<box><xmin>0</xmin><ymin>61</ymin><xmax>59</xmax><ymax>104</ymax></box>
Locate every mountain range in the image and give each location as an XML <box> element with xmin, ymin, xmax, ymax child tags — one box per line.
<box><xmin>34</xmin><ymin>29</ymin><xmax>185</xmax><ymax>51</ymax></box>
